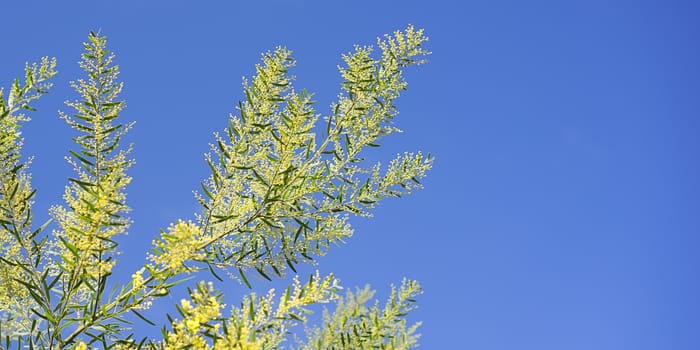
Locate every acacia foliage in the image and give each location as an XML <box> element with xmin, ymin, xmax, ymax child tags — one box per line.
<box><xmin>0</xmin><ymin>26</ymin><xmax>431</xmax><ymax>349</ymax></box>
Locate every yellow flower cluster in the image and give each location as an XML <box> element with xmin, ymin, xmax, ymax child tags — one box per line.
<box><xmin>149</xmin><ymin>220</ymin><xmax>205</xmax><ymax>273</ymax></box>
<box><xmin>0</xmin><ymin>265</ymin><xmax>33</xmax><ymax>336</ymax></box>
<box><xmin>275</xmin><ymin>271</ymin><xmax>339</xmax><ymax>319</ymax></box>
<box><xmin>128</xmin><ymin>268</ymin><xmax>154</xmax><ymax>310</ymax></box>
<box><xmin>159</xmin><ymin>273</ymin><xmax>339</xmax><ymax>350</ymax></box>
<box><xmin>52</xmin><ymin>160</ymin><xmax>131</xmax><ymax>280</ymax></box>
<box><xmin>303</xmin><ymin>278</ymin><xmax>423</xmax><ymax>349</ymax></box>
<box><xmin>131</xmin><ymin>268</ymin><xmax>145</xmax><ymax>290</ymax></box>
<box><xmin>164</xmin><ymin>282</ymin><xmax>223</xmax><ymax>350</ymax></box>
<box><xmin>213</xmin><ymin>324</ymin><xmax>264</xmax><ymax>350</ymax></box>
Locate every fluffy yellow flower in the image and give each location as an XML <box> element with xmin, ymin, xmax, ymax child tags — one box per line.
<box><xmin>163</xmin><ymin>282</ymin><xmax>223</xmax><ymax>349</ymax></box>
<box><xmin>131</xmin><ymin>268</ymin><xmax>145</xmax><ymax>290</ymax></box>
<box><xmin>149</xmin><ymin>220</ymin><xmax>205</xmax><ymax>273</ymax></box>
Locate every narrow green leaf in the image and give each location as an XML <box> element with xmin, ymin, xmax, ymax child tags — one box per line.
<box><xmin>58</xmin><ymin>236</ymin><xmax>80</xmax><ymax>259</ymax></box>
<box><xmin>285</xmin><ymin>256</ymin><xmax>297</xmax><ymax>273</ymax></box>
<box><xmin>232</xmin><ymin>164</ymin><xmax>253</xmax><ymax>170</ymax></box>
<box><xmin>248</xmin><ymin>297</ymin><xmax>255</xmax><ymax>321</ymax></box>
<box><xmin>131</xmin><ymin>310</ymin><xmax>156</xmax><ymax>326</ymax></box>
<box><xmin>9</xmin><ymin>164</ymin><xmax>23</xmax><ymax>174</ymax></box>
<box><xmin>207</xmin><ymin>263</ymin><xmax>223</xmax><ymax>282</ymax></box>
<box><xmin>211</xmin><ymin>214</ymin><xmax>238</xmax><ymax>224</ymax></box>
<box><xmin>255</xmin><ymin>266</ymin><xmax>271</xmax><ymax>281</ymax></box>
<box><xmin>238</xmin><ymin>268</ymin><xmax>252</xmax><ymax>289</ymax></box>
<box><xmin>69</xmin><ymin>150</ymin><xmax>95</xmax><ymax>166</ymax></box>
<box><xmin>251</xmin><ymin>168</ymin><xmax>268</xmax><ymax>186</ymax></box>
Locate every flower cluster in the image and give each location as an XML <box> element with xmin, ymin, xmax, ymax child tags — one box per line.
<box><xmin>149</xmin><ymin>220</ymin><xmax>205</xmax><ymax>273</ymax></box>
<box><xmin>0</xmin><ymin>57</ymin><xmax>57</xmax><ymax>337</ymax></box>
<box><xmin>275</xmin><ymin>271</ymin><xmax>340</xmax><ymax>318</ymax></box>
<box><xmin>163</xmin><ymin>282</ymin><xmax>224</xmax><ymax>350</ymax></box>
<box><xmin>303</xmin><ymin>278</ymin><xmax>423</xmax><ymax>349</ymax></box>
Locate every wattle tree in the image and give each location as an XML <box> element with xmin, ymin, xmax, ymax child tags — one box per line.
<box><xmin>0</xmin><ymin>26</ymin><xmax>431</xmax><ymax>349</ymax></box>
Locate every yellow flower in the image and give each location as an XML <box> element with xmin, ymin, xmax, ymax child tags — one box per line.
<box><xmin>150</xmin><ymin>220</ymin><xmax>205</xmax><ymax>273</ymax></box>
<box><xmin>186</xmin><ymin>319</ymin><xmax>201</xmax><ymax>333</ymax></box>
<box><xmin>131</xmin><ymin>268</ymin><xmax>145</xmax><ymax>290</ymax></box>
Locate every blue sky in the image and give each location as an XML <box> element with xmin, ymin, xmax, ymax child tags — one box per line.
<box><xmin>2</xmin><ymin>1</ymin><xmax>699</xmax><ymax>349</ymax></box>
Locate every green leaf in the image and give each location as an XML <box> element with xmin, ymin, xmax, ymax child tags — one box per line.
<box><xmin>9</xmin><ymin>163</ymin><xmax>23</xmax><ymax>174</ymax></box>
<box><xmin>286</xmin><ymin>256</ymin><xmax>297</xmax><ymax>273</ymax></box>
<box><xmin>217</xmin><ymin>139</ymin><xmax>230</xmax><ymax>159</ymax></box>
<box><xmin>131</xmin><ymin>310</ymin><xmax>156</xmax><ymax>326</ymax></box>
<box><xmin>206</xmin><ymin>263</ymin><xmax>223</xmax><ymax>282</ymax></box>
<box><xmin>251</xmin><ymin>168</ymin><xmax>269</xmax><ymax>186</ymax></box>
<box><xmin>248</xmin><ymin>297</ymin><xmax>255</xmax><ymax>320</ymax></box>
<box><xmin>211</xmin><ymin>214</ymin><xmax>238</xmax><ymax>224</ymax></box>
<box><xmin>59</xmin><ymin>236</ymin><xmax>80</xmax><ymax>259</ymax></box>
<box><xmin>232</xmin><ymin>164</ymin><xmax>253</xmax><ymax>170</ymax></box>
<box><xmin>255</xmin><ymin>266</ymin><xmax>272</xmax><ymax>281</ymax></box>
<box><xmin>238</xmin><ymin>268</ymin><xmax>252</xmax><ymax>289</ymax></box>
<box><xmin>69</xmin><ymin>150</ymin><xmax>95</xmax><ymax>166</ymax></box>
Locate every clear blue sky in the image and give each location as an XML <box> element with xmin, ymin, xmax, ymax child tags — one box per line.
<box><xmin>2</xmin><ymin>1</ymin><xmax>698</xmax><ymax>349</ymax></box>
